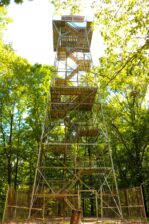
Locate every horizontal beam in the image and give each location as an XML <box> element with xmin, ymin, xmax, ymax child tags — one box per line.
<box><xmin>34</xmin><ymin>193</ymin><xmax>77</xmax><ymax>198</ymax></box>
<box><xmin>38</xmin><ymin>166</ymin><xmax>111</xmax><ymax>170</ymax></box>
<box><xmin>7</xmin><ymin>205</ymin><xmax>42</xmax><ymax>211</ymax></box>
<box><xmin>43</xmin><ymin>142</ymin><xmax>99</xmax><ymax>146</ymax></box>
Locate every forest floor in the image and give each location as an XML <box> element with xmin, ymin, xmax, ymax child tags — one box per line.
<box><xmin>4</xmin><ymin>219</ymin><xmax>148</xmax><ymax>224</ymax></box>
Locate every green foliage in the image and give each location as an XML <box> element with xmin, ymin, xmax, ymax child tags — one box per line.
<box><xmin>0</xmin><ymin>7</ymin><xmax>53</xmax><ymax>218</ymax></box>
<box><xmin>0</xmin><ymin>6</ymin><xmax>12</xmax><ymax>38</ymax></box>
<box><xmin>0</xmin><ymin>46</ymin><xmax>53</xmax><ymax>217</ymax></box>
<box><xmin>0</xmin><ymin>0</ymin><xmax>30</xmax><ymax>6</ymax></box>
<box><xmin>51</xmin><ymin>0</ymin><xmax>84</xmax><ymax>14</ymax></box>
<box><xmin>93</xmin><ymin>0</ymin><xmax>149</xmax><ymax>214</ymax></box>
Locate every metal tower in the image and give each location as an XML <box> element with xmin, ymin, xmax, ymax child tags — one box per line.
<box><xmin>27</xmin><ymin>15</ymin><xmax>123</xmax><ymax>221</ymax></box>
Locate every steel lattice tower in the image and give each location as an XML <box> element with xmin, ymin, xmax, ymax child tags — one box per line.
<box><xmin>27</xmin><ymin>15</ymin><xmax>123</xmax><ymax>221</ymax></box>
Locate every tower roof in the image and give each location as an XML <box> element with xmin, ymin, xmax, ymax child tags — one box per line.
<box><xmin>53</xmin><ymin>15</ymin><xmax>93</xmax><ymax>51</ymax></box>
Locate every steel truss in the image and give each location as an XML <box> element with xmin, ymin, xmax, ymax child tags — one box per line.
<box><xmin>27</xmin><ymin>15</ymin><xmax>123</xmax><ymax>221</ymax></box>
<box><xmin>3</xmin><ymin>15</ymin><xmax>131</xmax><ymax>223</ymax></box>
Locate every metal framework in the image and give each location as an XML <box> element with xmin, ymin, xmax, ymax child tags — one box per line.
<box><xmin>27</xmin><ymin>15</ymin><xmax>123</xmax><ymax>221</ymax></box>
<box><xmin>2</xmin><ymin>15</ymin><xmax>147</xmax><ymax>223</ymax></box>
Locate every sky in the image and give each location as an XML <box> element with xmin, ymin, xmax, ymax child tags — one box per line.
<box><xmin>4</xmin><ymin>0</ymin><xmax>104</xmax><ymax>65</ymax></box>
<box><xmin>4</xmin><ymin>0</ymin><xmax>54</xmax><ymax>65</ymax></box>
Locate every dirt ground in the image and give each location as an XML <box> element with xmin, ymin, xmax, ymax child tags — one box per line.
<box><xmin>4</xmin><ymin>218</ymin><xmax>148</xmax><ymax>224</ymax></box>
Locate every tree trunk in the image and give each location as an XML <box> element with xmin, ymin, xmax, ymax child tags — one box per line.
<box><xmin>14</xmin><ymin>155</ymin><xmax>19</xmax><ymax>190</ymax></box>
<box><xmin>7</xmin><ymin>155</ymin><xmax>12</xmax><ymax>185</ymax></box>
<box><xmin>7</xmin><ymin>112</ymin><xmax>14</xmax><ymax>185</ymax></box>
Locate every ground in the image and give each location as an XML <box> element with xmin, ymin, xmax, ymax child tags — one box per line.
<box><xmin>4</xmin><ymin>218</ymin><xmax>148</xmax><ymax>224</ymax></box>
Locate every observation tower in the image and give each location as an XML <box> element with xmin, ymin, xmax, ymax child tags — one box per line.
<box><xmin>28</xmin><ymin>15</ymin><xmax>123</xmax><ymax>221</ymax></box>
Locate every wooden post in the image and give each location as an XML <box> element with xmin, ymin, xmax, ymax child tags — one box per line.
<box><xmin>2</xmin><ymin>186</ymin><xmax>9</xmax><ymax>224</ymax></box>
<box><xmin>95</xmin><ymin>192</ymin><xmax>98</xmax><ymax>221</ymax></box>
<box><xmin>13</xmin><ymin>189</ymin><xmax>18</xmax><ymax>219</ymax></box>
<box><xmin>100</xmin><ymin>186</ymin><xmax>103</xmax><ymax>218</ymax></box>
<box><xmin>78</xmin><ymin>185</ymin><xmax>81</xmax><ymax>209</ymax></box>
<box><xmin>125</xmin><ymin>189</ymin><xmax>130</xmax><ymax>217</ymax></box>
<box><xmin>140</xmin><ymin>186</ymin><xmax>147</xmax><ymax>219</ymax></box>
<box><xmin>42</xmin><ymin>189</ymin><xmax>45</xmax><ymax>221</ymax></box>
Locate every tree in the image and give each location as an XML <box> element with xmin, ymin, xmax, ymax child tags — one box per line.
<box><xmin>0</xmin><ymin>6</ymin><xmax>11</xmax><ymax>38</ymax></box>
<box><xmin>0</xmin><ymin>43</ymin><xmax>53</xmax><ymax>217</ymax></box>
<box><xmin>0</xmin><ymin>0</ymin><xmax>30</xmax><ymax>6</ymax></box>
<box><xmin>0</xmin><ymin>7</ymin><xmax>54</xmax><ymax>217</ymax></box>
